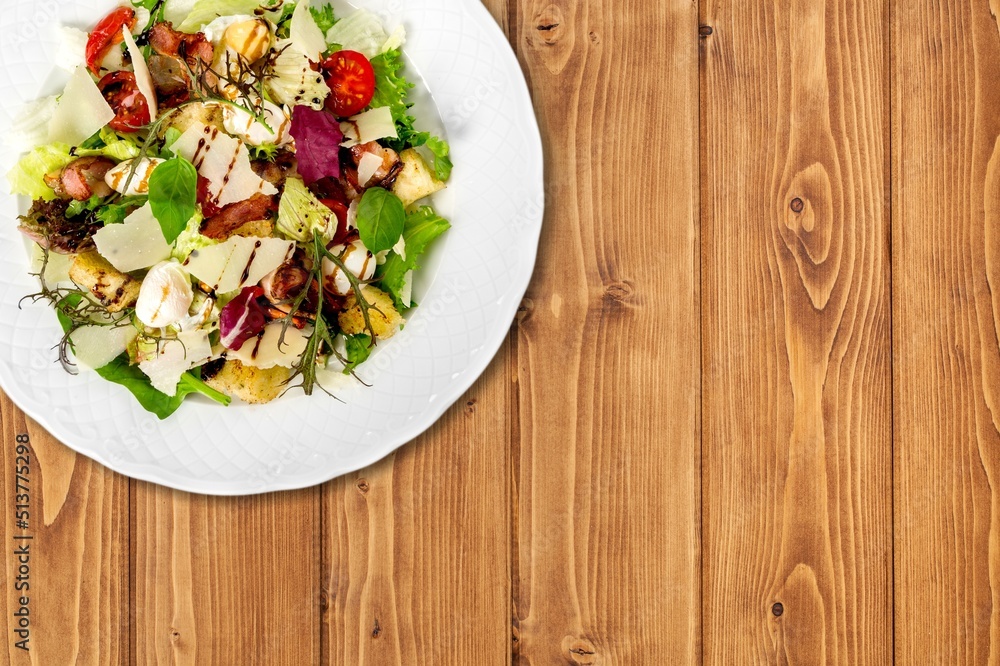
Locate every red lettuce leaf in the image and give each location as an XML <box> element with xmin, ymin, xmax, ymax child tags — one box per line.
<box><xmin>290</xmin><ymin>106</ymin><xmax>343</xmax><ymax>185</ymax></box>
<box><xmin>219</xmin><ymin>286</ymin><xmax>268</xmax><ymax>351</ymax></box>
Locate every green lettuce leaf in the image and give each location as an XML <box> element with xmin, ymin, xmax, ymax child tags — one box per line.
<box><xmin>178</xmin><ymin>0</ymin><xmax>267</xmax><ymax>31</ymax></box>
<box><xmin>6</xmin><ymin>144</ymin><xmax>78</xmax><ymax>201</ymax></box>
<box><xmin>277</xmin><ymin>177</ymin><xmax>336</xmax><ymax>241</ymax></box>
<box><xmin>342</xmin><ymin>334</ymin><xmax>372</xmax><ymax>374</ymax></box>
<box><xmin>375</xmin><ymin>206</ymin><xmax>451</xmax><ymax>309</ymax></box>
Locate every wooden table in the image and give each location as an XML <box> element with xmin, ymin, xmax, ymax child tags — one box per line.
<box><xmin>1</xmin><ymin>0</ymin><xmax>996</xmax><ymax>663</ymax></box>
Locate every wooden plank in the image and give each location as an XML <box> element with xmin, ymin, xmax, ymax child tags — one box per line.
<box><xmin>321</xmin><ymin>339</ymin><xmax>514</xmax><ymax>665</ymax></box>
<box><xmin>0</xmin><ymin>395</ymin><xmax>129</xmax><ymax>664</ymax></box>
<box><xmin>509</xmin><ymin>0</ymin><xmax>700</xmax><ymax>663</ymax></box>
<box><xmin>700</xmin><ymin>0</ymin><xmax>892</xmax><ymax>662</ymax></box>
<box><xmin>132</xmin><ymin>485</ymin><xmax>320</xmax><ymax>664</ymax></box>
<box><xmin>893</xmin><ymin>1</ymin><xmax>1000</xmax><ymax>661</ymax></box>
<box><xmin>322</xmin><ymin>1</ymin><xmax>516</xmax><ymax>662</ymax></box>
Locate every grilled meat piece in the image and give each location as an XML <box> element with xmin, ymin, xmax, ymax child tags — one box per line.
<box><xmin>44</xmin><ymin>156</ymin><xmax>116</xmax><ymax>201</ymax></box>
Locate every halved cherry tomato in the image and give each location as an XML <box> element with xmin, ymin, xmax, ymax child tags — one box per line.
<box><xmin>97</xmin><ymin>71</ymin><xmax>151</xmax><ymax>133</ymax></box>
<box><xmin>320</xmin><ymin>50</ymin><xmax>376</xmax><ymax>117</ymax></box>
<box><xmin>320</xmin><ymin>199</ymin><xmax>351</xmax><ymax>243</ymax></box>
<box><xmin>85</xmin><ymin>7</ymin><xmax>136</xmax><ymax>75</ymax></box>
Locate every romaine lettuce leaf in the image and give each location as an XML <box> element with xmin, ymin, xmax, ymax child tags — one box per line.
<box><xmin>6</xmin><ymin>144</ymin><xmax>78</xmax><ymax>201</ymax></box>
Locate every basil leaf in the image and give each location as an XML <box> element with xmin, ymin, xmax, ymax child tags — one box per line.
<box><xmin>148</xmin><ymin>157</ymin><xmax>198</xmax><ymax>244</ymax></box>
<box><xmin>356</xmin><ymin>187</ymin><xmax>405</xmax><ymax>254</ymax></box>
<box><xmin>342</xmin><ymin>334</ymin><xmax>372</xmax><ymax>374</ymax></box>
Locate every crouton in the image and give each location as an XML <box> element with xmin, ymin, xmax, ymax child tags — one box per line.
<box><xmin>338</xmin><ymin>286</ymin><xmax>402</xmax><ymax>339</ymax></box>
<box><xmin>230</xmin><ymin>219</ymin><xmax>275</xmax><ymax>239</ymax></box>
<box><xmin>203</xmin><ymin>359</ymin><xmax>290</xmax><ymax>404</ymax></box>
<box><xmin>69</xmin><ymin>252</ymin><xmax>141</xmax><ymax>312</ymax></box>
<box><xmin>156</xmin><ymin>102</ymin><xmax>225</xmax><ymax>139</ymax></box>
<box><xmin>392</xmin><ymin>149</ymin><xmax>446</xmax><ymax>207</ymax></box>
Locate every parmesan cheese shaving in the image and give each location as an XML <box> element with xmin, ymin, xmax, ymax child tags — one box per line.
<box><xmin>183</xmin><ymin>236</ymin><xmax>294</xmax><ymax>294</ymax></box>
<box><xmin>122</xmin><ymin>26</ymin><xmax>158</xmax><ymax>121</ymax></box>
<box><xmin>48</xmin><ymin>67</ymin><xmax>116</xmax><ymax>146</ymax></box>
<box><xmin>290</xmin><ymin>0</ymin><xmax>328</xmax><ymax>61</ymax></box>
<box><xmin>229</xmin><ymin>322</ymin><xmax>309</xmax><ymax>369</ymax></box>
<box><xmin>340</xmin><ymin>107</ymin><xmax>397</xmax><ymax>147</ymax></box>
<box><xmin>357</xmin><ymin>151</ymin><xmax>384</xmax><ymax>188</ymax></box>
<box><xmin>93</xmin><ymin>203</ymin><xmax>172</xmax><ymax>273</ymax></box>
<box><xmin>139</xmin><ymin>330</ymin><xmax>214</xmax><ymax>396</ymax></box>
<box><xmin>170</xmin><ymin>122</ymin><xmax>278</xmax><ymax>207</ymax></box>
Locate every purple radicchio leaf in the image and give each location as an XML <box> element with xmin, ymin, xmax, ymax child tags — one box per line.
<box><xmin>289</xmin><ymin>106</ymin><xmax>343</xmax><ymax>184</ymax></box>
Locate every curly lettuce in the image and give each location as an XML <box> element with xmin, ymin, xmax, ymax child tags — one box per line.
<box><xmin>375</xmin><ymin>206</ymin><xmax>450</xmax><ymax>309</ymax></box>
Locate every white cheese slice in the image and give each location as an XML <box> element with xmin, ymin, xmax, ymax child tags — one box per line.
<box><xmin>139</xmin><ymin>329</ymin><xmax>214</xmax><ymax>396</ymax></box>
<box><xmin>171</xmin><ymin>122</ymin><xmax>279</xmax><ymax>208</ymax></box>
<box><xmin>290</xmin><ymin>0</ymin><xmax>328</xmax><ymax>61</ymax></box>
<box><xmin>357</xmin><ymin>151</ymin><xmax>384</xmax><ymax>188</ymax></box>
<box><xmin>183</xmin><ymin>236</ymin><xmax>294</xmax><ymax>293</ymax></box>
<box><xmin>69</xmin><ymin>324</ymin><xmax>139</xmax><ymax>371</ymax></box>
<box><xmin>122</xmin><ymin>26</ymin><xmax>159</xmax><ymax>122</ymax></box>
<box><xmin>341</xmin><ymin>106</ymin><xmax>397</xmax><ymax>147</ymax></box>
<box><xmin>93</xmin><ymin>203</ymin><xmax>172</xmax><ymax>273</ymax></box>
<box><xmin>229</xmin><ymin>322</ymin><xmax>309</xmax><ymax>369</ymax></box>
<box><xmin>400</xmin><ymin>269</ymin><xmax>413</xmax><ymax>308</ymax></box>
<box><xmin>391</xmin><ymin>233</ymin><xmax>406</xmax><ymax>261</ymax></box>
<box><xmin>48</xmin><ymin>67</ymin><xmax>116</xmax><ymax>146</ymax></box>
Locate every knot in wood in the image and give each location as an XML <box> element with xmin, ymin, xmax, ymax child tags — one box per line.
<box><xmin>535</xmin><ymin>5</ymin><xmax>564</xmax><ymax>45</ymax></box>
<box><xmin>699</xmin><ymin>25</ymin><xmax>714</xmax><ymax>37</ymax></box>
<box><xmin>604</xmin><ymin>280</ymin><xmax>635</xmax><ymax>304</ymax></box>
<box><xmin>772</xmin><ymin>602</ymin><xmax>784</xmax><ymax>617</ymax></box>
<box><xmin>356</xmin><ymin>478</ymin><xmax>370</xmax><ymax>494</ymax></box>
<box><xmin>790</xmin><ymin>197</ymin><xmax>804</xmax><ymax>213</ymax></box>
<box><xmin>563</xmin><ymin>636</ymin><xmax>598</xmax><ymax>664</ymax></box>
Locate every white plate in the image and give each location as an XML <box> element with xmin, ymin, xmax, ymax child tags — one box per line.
<box><xmin>0</xmin><ymin>0</ymin><xmax>543</xmax><ymax>495</ymax></box>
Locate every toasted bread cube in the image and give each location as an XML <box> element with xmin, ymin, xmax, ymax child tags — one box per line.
<box><xmin>157</xmin><ymin>102</ymin><xmax>225</xmax><ymax>139</ymax></box>
<box><xmin>392</xmin><ymin>149</ymin><xmax>446</xmax><ymax>207</ymax></box>
<box><xmin>69</xmin><ymin>252</ymin><xmax>141</xmax><ymax>312</ymax></box>
<box><xmin>338</xmin><ymin>286</ymin><xmax>402</xmax><ymax>340</ymax></box>
<box><xmin>230</xmin><ymin>219</ymin><xmax>275</xmax><ymax>239</ymax></box>
<box><xmin>203</xmin><ymin>359</ymin><xmax>289</xmax><ymax>404</ymax></box>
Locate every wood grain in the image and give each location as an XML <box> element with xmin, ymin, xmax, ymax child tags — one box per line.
<box><xmin>131</xmin><ymin>485</ymin><xmax>320</xmax><ymax>664</ymax></box>
<box><xmin>510</xmin><ymin>0</ymin><xmax>700</xmax><ymax>663</ymax></box>
<box><xmin>0</xmin><ymin>394</ymin><xmax>129</xmax><ymax>665</ymax></box>
<box><xmin>701</xmin><ymin>0</ymin><xmax>891</xmax><ymax>663</ymax></box>
<box><xmin>893</xmin><ymin>1</ymin><xmax>1000</xmax><ymax>661</ymax></box>
<box><xmin>322</xmin><ymin>339</ymin><xmax>514</xmax><ymax>665</ymax></box>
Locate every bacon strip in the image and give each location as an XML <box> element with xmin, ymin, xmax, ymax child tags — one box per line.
<box><xmin>200</xmin><ymin>193</ymin><xmax>277</xmax><ymax>240</ymax></box>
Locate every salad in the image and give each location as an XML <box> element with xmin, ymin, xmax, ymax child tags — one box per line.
<box><xmin>6</xmin><ymin>0</ymin><xmax>453</xmax><ymax>418</ymax></box>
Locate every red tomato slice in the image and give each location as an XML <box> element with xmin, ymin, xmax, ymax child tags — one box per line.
<box><xmin>86</xmin><ymin>7</ymin><xmax>136</xmax><ymax>75</ymax></box>
<box><xmin>98</xmin><ymin>71</ymin><xmax>151</xmax><ymax>133</ymax></box>
<box><xmin>321</xmin><ymin>50</ymin><xmax>376</xmax><ymax>117</ymax></box>
<box><xmin>320</xmin><ymin>198</ymin><xmax>351</xmax><ymax>243</ymax></box>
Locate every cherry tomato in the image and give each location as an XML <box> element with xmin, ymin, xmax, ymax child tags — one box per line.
<box><xmin>320</xmin><ymin>198</ymin><xmax>350</xmax><ymax>243</ymax></box>
<box><xmin>86</xmin><ymin>7</ymin><xmax>136</xmax><ymax>75</ymax></box>
<box><xmin>321</xmin><ymin>50</ymin><xmax>376</xmax><ymax>117</ymax></box>
<box><xmin>98</xmin><ymin>71</ymin><xmax>151</xmax><ymax>133</ymax></box>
